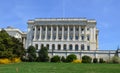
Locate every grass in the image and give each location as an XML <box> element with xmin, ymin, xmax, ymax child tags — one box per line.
<box><xmin>0</xmin><ymin>62</ymin><xmax>120</xmax><ymax>73</ymax></box>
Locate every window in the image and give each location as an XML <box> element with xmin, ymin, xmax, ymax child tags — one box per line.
<box><xmin>49</xmin><ymin>28</ymin><xmax>51</xmax><ymax>31</ymax></box>
<box><xmin>43</xmin><ymin>28</ymin><xmax>45</xmax><ymax>31</ymax></box>
<box><xmin>81</xmin><ymin>35</ymin><xmax>84</xmax><ymax>40</ymax></box>
<box><xmin>76</xmin><ymin>28</ymin><xmax>79</xmax><ymax>31</ymax></box>
<box><xmin>81</xmin><ymin>28</ymin><xmax>84</xmax><ymax>31</ymax></box>
<box><xmin>70</xmin><ymin>36</ymin><xmax>73</xmax><ymax>40</ymax></box>
<box><xmin>87</xmin><ymin>28</ymin><xmax>89</xmax><ymax>31</ymax></box>
<box><xmin>52</xmin><ymin>44</ymin><xmax>55</xmax><ymax>50</ymax></box>
<box><xmin>75</xmin><ymin>45</ymin><xmax>79</xmax><ymax>51</ymax></box>
<box><xmin>75</xmin><ymin>36</ymin><xmax>78</xmax><ymax>40</ymax></box>
<box><xmin>64</xmin><ymin>36</ymin><xmax>67</xmax><ymax>40</ymax></box>
<box><xmin>87</xmin><ymin>46</ymin><xmax>90</xmax><ymax>50</ymax></box>
<box><xmin>87</xmin><ymin>35</ymin><xmax>90</xmax><ymax>41</ymax></box>
<box><xmin>53</xmin><ymin>28</ymin><xmax>56</xmax><ymax>31</ymax></box>
<box><xmin>65</xmin><ymin>28</ymin><xmax>67</xmax><ymax>31</ymax></box>
<box><xmin>58</xmin><ymin>44</ymin><xmax>61</xmax><ymax>50</ymax></box>
<box><xmin>69</xmin><ymin>44</ymin><xmax>72</xmax><ymax>50</ymax></box>
<box><xmin>59</xmin><ymin>27</ymin><xmax>62</xmax><ymax>31</ymax></box>
<box><xmin>46</xmin><ymin>44</ymin><xmax>49</xmax><ymax>50</ymax></box>
<box><xmin>70</xmin><ymin>28</ymin><xmax>73</xmax><ymax>31</ymax></box>
<box><xmin>81</xmin><ymin>44</ymin><xmax>84</xmax><ymax>50</ymax></box>
<box><xmin>53</xmin><ymin>36</ymin><xmax>56</xmax><ymax>40</ymax></box>
<box><xmin>63</xmin><ymin>44</ymin><xmax>67</xmax><ymax>50</ymax></box>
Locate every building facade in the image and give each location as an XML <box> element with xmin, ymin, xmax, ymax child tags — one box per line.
<box><xmin>26</xmin><ymin>18</ymin><xmax>99</xmax><ymax>51</ymax></box>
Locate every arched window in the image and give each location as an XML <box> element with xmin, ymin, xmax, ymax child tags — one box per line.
<box><xmin>81</xmin><ymin>44</ymin><xmax>84</xmax><ymax>50</ymax></box>
<box><xmin>75</xmin><ymin>45</ymin><xmax>79</xmax><ymax>51</ymax></box>
<box><xmin>63</xmin><ymin>44</ymin><xmax>67</xmax><ymax>50</ymax></box>
<box><xmin>69</xmin><ymin>44</ymin><xmax>72</xmax><ymax>50</ymax></box>
<box><xmin>52</xmin><ymin>44</ymin><xmax>55</xmax><ymax>50</ymax></box>
<box><xmin>58</xmin><ymin>44</ymin><xmax>61</xmax><ymax>50</ymax></box>
<box><xmin>46</xmin><ymin>44</ymin><xmax>49</xmax><ymax>50</ymax></box>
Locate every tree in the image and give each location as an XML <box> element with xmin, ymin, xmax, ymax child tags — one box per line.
<box><xmin>0</xmin><ymin>29</ymin><xmax>25</xmax><ymax>59</ymax></box>
<box><xmin>38</xmin><ymin>46</ymin><xmax>49</xmax><ymax>62</ymax></box>
<box><xmin>27</xmin><ymin>46</ymin><xmax>36</xmax><ymax>62</ymax></box>
<box><xmin>82</xmin><ymin>55</ymin><xmax>92</xmax><ymax>63</ymax></box>
<box><xmin>66</xmin><ymin>54</ymin><xmax>77</xmax><ymax>62</ymax></box>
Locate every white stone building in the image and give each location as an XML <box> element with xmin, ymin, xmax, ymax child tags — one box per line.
<box><xmin>26</xmin><ymin>18</ymin><xmax>99</xmax><ymax>51</ymax></box>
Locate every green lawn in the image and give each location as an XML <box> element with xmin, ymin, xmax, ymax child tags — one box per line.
<box><xmin>0</xmin><ymin>62</ymin><xmax>120</xmax><ymax>73</ymax></box>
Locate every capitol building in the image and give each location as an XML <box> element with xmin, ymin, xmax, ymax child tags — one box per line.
<box><xmin>1</xmin><ymin>18</ymin><xmax>119</xmax><ymax>60</ymax></box>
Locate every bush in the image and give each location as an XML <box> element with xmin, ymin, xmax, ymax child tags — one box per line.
<box><xmin>110</xmin><ymin>56</ymin><xmax>120</xmax><ymax>64</ymax></box>
<box><xmin>27</xmin><ymin>46</ymin><xmax>37</xmax><ymax>62</ymax></box>
<box><xmin>12</xmin><ymin>57</ymin><xmax>21</xmax><ymax>63</ymax></box>
<box><xmin>66</xmin><ymin>54</ymin><xmax>77</xmax><ymax>62</ymax></box>
<box><xmin>38</xmin><ymin>46</ymin><xmax>49</xmax><ymax>62</ymax></box>
<box><xmin>51</xmin><ymin>55</ymin><xmax>61</xmax><ymax>62</ymax></box>
<box><xmin>93</xmin><ymin>58</ymin><xmax>98</xmax><ymax>63</ymax></box>
<box><xmin>0</xmin><ymin>58</ymin><xmax>11</xmax><ymax>64</ymax></box>
<box><xmin>0</xmin><ymin>57</ymin><xmax>21</xmax><ymax>64</ymax></box>
<box><xmin>61</xmin><ymin>56</ymin><xmax>66</xmax><ymax>62</ymax></box>
<box><xmin>99</xmin><ymin>58</ymin><xmax>104</xmax><ymax>63</ymax></box>
<box><xmin>82</xmin><ymin>55</ymin><xmax>92</xmax><ymax>63</ymax></box>
<box><xmin>72</xmin><ymin>59</ymin><xmax>82</xmax><ymax>63</ymax></box>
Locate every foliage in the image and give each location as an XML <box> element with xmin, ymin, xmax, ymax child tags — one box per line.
<box><xmin>38</xmin><ymin>46</ymin><xmax>49</xmax><ymax>62</ymax></box>
<box><xmin>61</xmin><ymin>56</ymin><xmax>66</xmax><ymax>62</ymax></box>
<box><xmin>82</xmin><ymin>55</ymin><xmax>92</xmax><ymax>63</ymax></box>
<box><xmin>66</xmin><ymin>54</ymin><xmax>77</xmax><ymax>62</ymax></box>
<box><xmin>0</xmin><ymin>57</ymin><xmax>21</xmax><ymax>64</ymax></box>
<box><xmin>51</xmin><ymin>55</ymin><xmax>61</xmax><ymax>62</ymax></box>
<box><xmin>110</xmin><ymin>56</ymin><xmax>120</xmax><ymax>64</ymax></box>
<box><xmin>72</xmin><ymin>59</ymin><xmax>82</xmax><ymax>63</ymax></box>
<box><xmin>0</xmin><ymin>29</ymin><xmax>25</xmax><ymax>59</ymax></box>
<box><xmin>0</xmin><ymin>58</ymin><xmax>11</xmax><ymax>64</ymax></box>
<box><xmin>99</xmin><ymin>58</ymin><xmax>104</xmax><ymax>63</ymax></box>
<box><xmin>93</xmin><ymin>58</ymin><xmax>98</xmax><ymax>63</ymax></box>
<box><xmin>27</xmin><ymin>46</ymin><xmax>36</xmax><ymax>62</ymax></box>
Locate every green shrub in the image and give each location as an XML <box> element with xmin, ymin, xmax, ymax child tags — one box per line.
<box><xmin>99</xmin><ymin>58</ymin><xmax>104</xmax><ymax>63</ymax></box>
<box><xmin>61</xmin><ymin>56</ymin><xmax>66</xmax><ymax>62</ymax></box>
<box><xmin>93</xmin><ymin>58</ymin><xmax>98</xmax><ymax>63</ymax></box>
<box><xmin>27</xmin><ymin>46</ymin><xmax>36</xmax><ymax>62</ymax></box>
<box><xmin>82</xmin><ymin>55</ymin><xmax>92</xmax><ymax>63</ymax></box>
<box><xmin>38</xmin><ymin>46</ymin><xmax>49</xmax><ymax>62</ymax></box>
<box><xmin>51</xmin><ymin>55</ymin><xmax>60</xmax><ymax>62</ymax></box>
<box><xmin>66</xmin><ymin>54</ymin><xmax>77</xmax><ymax>62</ymax></box>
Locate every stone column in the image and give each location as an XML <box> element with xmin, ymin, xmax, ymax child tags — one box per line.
<box><xmin>33</xmin><ymin>26</ymin><xmax>37</xmax><ymax>41</ymax></box>
<box><xmin>84</xmin><ymin>26</ymin><xmax>87</xmax><ymax>41</ymax></box>
<box><xmin>73</xmin><ymin>25</ymin><xmax>75</xmax><ymax>40</ymax></box>
<box><xmin>56</xmin><ymin>26</ymin><xmax>58</xmax><ymax>40</ymax></box>
<box><xmin>62</xmin><ymin>26</ymin><xmax>64</xmax><ymax>40</ymax></box>
<box><xmin>79</xmin><ymin>26</ymin><xmax>81</xmax><ymax>41</ymax></box>
<box><xmin>39</xmin><ymin>26</ymin><xmax>42</xmax><ymax>40</ymax></box>
<box><xmin>90</xmin><ymin>28</ymin><xmax>93</xmax><ymax>41</ymax></box>
<box><xmin>45</xmin><ymin>26</ymin><xmax>47</xmax><ymax>40</ymax></box>
<box><xmin>93</xmin><ymin>27</ymin><xmax>96</xmax><ymax>42</ymax></box>
<box><xmin>67</xmin><ymin>26</ymin><xmax>69</xmax><ymax>41</ymax></box>
<box><xmin>67</xmin><ymin>44</ymin><xmax>69</xmax><ymax>50</ymax></box>
<box><xmin>50</xmin><ymin>26</ymin><xmax>53</xmax><ymax>40</ymax></box>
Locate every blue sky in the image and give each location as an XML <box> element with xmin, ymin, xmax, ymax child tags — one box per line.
<box><xmin>0</xmin><ymin>0</ymin><xmax>120</xmax><ymax>50</ymax></box>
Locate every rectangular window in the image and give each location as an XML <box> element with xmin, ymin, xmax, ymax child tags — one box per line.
<box><xmin>87</xmin><ymin>46</ymin><xmax>90</xmax><ymax>50</ymax></box>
